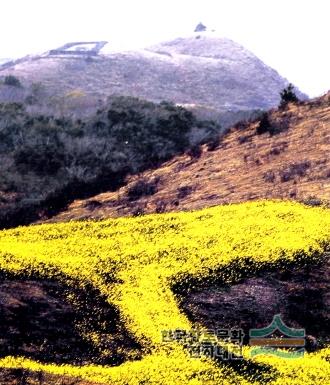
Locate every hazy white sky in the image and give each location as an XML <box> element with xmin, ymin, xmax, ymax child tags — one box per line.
<box><xmin>1</xmin><ymin>0</ymin><xmax>329</xmax><ymax>96</ymax></box>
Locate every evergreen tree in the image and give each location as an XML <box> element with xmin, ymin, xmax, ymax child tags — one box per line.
<box><xmin>279</xmin><ymin>84</ymin><xmax>299</xmax><ymax>108</ymax></box>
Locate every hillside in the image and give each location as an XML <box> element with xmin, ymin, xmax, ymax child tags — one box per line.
<box><xmin>1</xmin><ymin>201</ymin><xmax>330</xmax><ymax>384</ymax></box>
<box><xmin>0</xmin><ymin>97</ymin><xmax>224</xmax><ymax>229</ymax></box>
<box><xmin>0</xmin><ymin>32</ymin><xmax>306</xmax><ymax>116</ymax></box>
<box><xmin>50</xmin><ymin>92</ymin><xmax>330</xmax><ymax>223</ymax></box>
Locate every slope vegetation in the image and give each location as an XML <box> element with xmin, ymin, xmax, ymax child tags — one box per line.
<box><xmin>52</xmin><ymin>93</ymin><xmax>330</xmax><ymax>223</ymax></box>
<box><xmin>0</xmin><ymin>201</ymin><xmax>329</xmax><ymax>384</ymax></box>
<box><xmin>0</xmin><ymin>97</ymin><xmax>219</xmax><ymax>229</ymax></box>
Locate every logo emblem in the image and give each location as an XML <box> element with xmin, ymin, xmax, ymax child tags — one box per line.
<box><xmin>249</xmin><ymin>314</ymin><xmax>305</xmax><ymax>358</ymax></box>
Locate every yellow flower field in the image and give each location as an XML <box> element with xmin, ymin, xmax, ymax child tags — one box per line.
<box><xmin>0</xmin><ymin>200</ymin><xmax>329</xmax><ymax>384</ymax></box>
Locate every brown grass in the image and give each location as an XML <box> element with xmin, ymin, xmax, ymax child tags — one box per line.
<box><xmin>47</xmin><ymin>93</ymin><xmax>330</xmax><ymax>223</ymax></box>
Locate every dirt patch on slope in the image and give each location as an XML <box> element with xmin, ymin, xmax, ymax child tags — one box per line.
<box><xmin>180</xmin><ymin>257</ymin><xmax>330</xmax><ymax>351</ymax></box>
<box><xmin>0</xmin><ymin>276</ymin><xmax>142</xmax><ymax>366</ymax></box>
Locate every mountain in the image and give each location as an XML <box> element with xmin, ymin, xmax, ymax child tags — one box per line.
<box><xmin>0</xmin><ymin>32</ymin><xmax>306</xmax><ymax>119</ymax></box>
<box><xmin>49</xmin><ymin>92</ymin><xmax>330</xmax><ymax>222</ymax></box>
<box><xmin>0</xmin><ymin>58</ymin><xmax>11</xmax><ymax>65</ymax></box>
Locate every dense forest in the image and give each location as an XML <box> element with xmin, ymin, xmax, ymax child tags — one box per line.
<box><xmin>0</xmin><ymin>96</ymin><xmax>221</xmax><ymax>228</ymax></box>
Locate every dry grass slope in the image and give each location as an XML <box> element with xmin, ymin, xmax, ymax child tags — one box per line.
<box><xmin>50</xmin><ymin>93</ymin><xmax>330</xmax><ymax>223</ymax></box>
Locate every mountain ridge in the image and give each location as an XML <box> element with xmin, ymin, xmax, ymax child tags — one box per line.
<box><xmin>0</xmin><ymin>34</ymin><xmax>307</xmax><ymax>113</ymax></box>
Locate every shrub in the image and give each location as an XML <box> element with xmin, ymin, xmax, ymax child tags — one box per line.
<box><xmin>267</xmin><ymin>142</ymin><xmax>288</xmax><ymax>156</ymax></box>
<box><xmin>237</xmin><ymin>134</ymin><xmax>252</xmax><ymax>144</ymax></box>
<box><xmin>302</xmin><ymin>196</ymin><xmax>323</xmax><ymax>207</ymax></box>
<box><xmin>206</xmin><ymin>136</ymin><xmax>221</xmax><ymax>151</ymax></box>
<box><xmin>256</xmin><ymin>113</ymin><xmax>272</xmax><ymax>135</ymax></box>
<box><xmin>280</xmin><ymin>161</ymin><xmax>311</xmax><ymax>182</ymax></box>
<box><xmin>131</xmin><ymin>206</ymin><xmax>145</xmax><ymax>216</ymax></box>
<box><xmin>3</xmin><ymin>75</ymin><xmax>22</xmax><ymax>87</ymax></box>
<box><xmin>187</xmin><ymin>145</ymin><xmax>202</xmax><ymax>159</ymax></box>
<box><xmin>84</xmin><ymin>200</ymin><xmax>102</xmax><ymax>210</ymax></box>
<box><xmin>279</xmin><ymin>84</ymin><xmax>299</xmax><ymax>109</ymax></box>
<box><xmin>14</xmin><ymin>144</ymin><xmax>64</xmax><ymax>176</ymax></box>
<box><xmin>233</xmin><ymin>120</ymin><xmax>250</xmax><ymax>131</ymax></box>
<box><xmin>127</xmin><ymin>178</ymin><xmax>159</xmax><ymax>201</ymax></box>
<box><xmin>177</xmin><ymin>186</ymin><xmax>193</xmax><ymax>199</ymax></box>
<box><xmin>263</xmin><ymin>170</ymin><xmax>276</xmax><ymax>183</ymax></box>
<box><xmin>155</xmin><ymin>200</ymin><xmax>167</xmax><ymax>213</ymax></box>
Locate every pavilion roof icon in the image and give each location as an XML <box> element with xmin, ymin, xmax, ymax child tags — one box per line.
<box><xmin>249</xmin><ymin>314</ymin><xmax>305</xmax><ymax>338</ymax></box>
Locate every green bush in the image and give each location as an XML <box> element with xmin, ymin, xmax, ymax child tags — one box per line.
<box><xmin>279</xmin><ymin>84</ymin><xmax>299</xmax><ymax>108</ymax></box>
